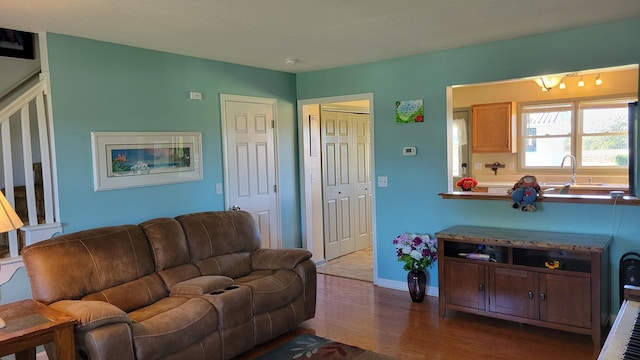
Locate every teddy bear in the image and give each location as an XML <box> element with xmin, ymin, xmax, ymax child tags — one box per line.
<box><xmin>508</xmin><ymin>175</ymin><xmax>541</xmax><ymax>212</ymax></box>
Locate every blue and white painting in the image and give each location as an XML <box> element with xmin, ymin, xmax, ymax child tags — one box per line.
<box><xmin>108</xmin><ymin>144</ymin><xmax>192</xmax><ymax>177</ymax></box>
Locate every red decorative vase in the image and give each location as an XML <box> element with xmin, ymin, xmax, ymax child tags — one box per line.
<box><xmin>407</xmin><ymin>270</ymin><xmax>427</xmax><ymax>302</ymax></box>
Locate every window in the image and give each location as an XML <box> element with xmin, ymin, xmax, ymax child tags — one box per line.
<box><xmin>521</xmin><ymin>97</ymin><xmax>636</xmax><ymax>169</ymax></box>
<box><xmin>452</xmin><ymin>110</ymin><xmax>469</xmax><ymax>178</ymax></box>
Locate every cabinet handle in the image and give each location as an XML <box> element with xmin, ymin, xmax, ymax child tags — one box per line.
<box><xmin>540</xmin><ymin>293</ymin><xmax>546</xmax><ymax>301</ymax></box>
<box><xmin>479</xmin><ymin>284</ymin><xmax>484</xmax><ymax>292</ymax></box>
<box><xmin>528</xmin><ymin>291</ymin><xmax>533</xmax><ymax>299</ymax></box>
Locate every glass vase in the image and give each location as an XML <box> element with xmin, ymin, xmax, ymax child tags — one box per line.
<box><xmin>407</xmin><ymin>269</ymin><xmax>427</xmax><ymax>302</ymax></box>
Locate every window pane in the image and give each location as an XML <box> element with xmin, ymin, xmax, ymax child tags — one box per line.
<box><xmin>582</xmin><ymin>134</ymin><xmax>629</xmax><ymax>166</ymax></box>
<box><xmin>524</xmin><ymin>110</ymin><xmax>572</xmax><ymax>136</ymax></box>
<box><xmin>582</xmin><ymin>108</ymin><xmax>628</xmax><ymax>134</ymax></box>
<box><xmin>452</xmin><ymin>122</ymin><xmax>460</xmax><ymax>176</ymax></box>
<box><xmin>524</xmin><ymin>136</ymin><xmax>571</xmax><ymax>166</ymax></box>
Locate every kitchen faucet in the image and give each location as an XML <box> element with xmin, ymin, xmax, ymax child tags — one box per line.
<box><xmin>561</xmin><ymin>154</ymin><xmax>577</xmax><ymax>184</ymax></box>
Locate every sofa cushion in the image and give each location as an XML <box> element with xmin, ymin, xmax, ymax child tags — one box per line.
<box><xmin>176</xmin><ymin>210</ymin><xmax>260</xmax><ymax>261</ymax></box>
<box><xmin>129</xmin><ymin>297</ymin><xmax>218</xmax><ymax>360</ymax></box>
<box><xmin>170</xmin><ymin>275</ymin><xmax>234</xmax><ymax>296</ymax></box>
<box><xmin>139</xmin><ymin>217</ymin><xmax>190</xmax><ymax>270</ymax></box>
<box><xmin>235</xmin><ymin>269</ymin><xmax>303</xmax><ymax>314</ymax></box>
<box><xmin>140</xmin><ymin>217</ymin><xmax>202</xmax><ymax>288</ymax></box>
<box><xmin>23</xmin><ymin>225</ymin><xmax>156</xmax><ymax>304</ymax></box>
<box><xmin>193</xmin><ymin>252</ymin><xmax>253</xmax><ymax>279</ymax></box>
<box><xmin>83</xmin><ymin>273</ymin><xmax>167</xmax><ymax>313</ymax></box>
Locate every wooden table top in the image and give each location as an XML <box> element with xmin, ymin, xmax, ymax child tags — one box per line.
<box><xmin>0</xmin><ymin>299</ymin><xmax>75</xmax><ymax>342</ymax></box>
<box><xmin>435</xmin><ymin>225</ymin><xmax>612</xmax><ymax>252</ymax></box>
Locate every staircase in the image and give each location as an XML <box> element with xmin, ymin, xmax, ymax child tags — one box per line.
<box><xmin>0</xmin><ymin>71</ymin><xmax>61</xmax><ymax>280</ymax></box>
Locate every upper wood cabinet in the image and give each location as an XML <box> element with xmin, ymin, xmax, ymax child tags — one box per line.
<box><xmin>471</xmin><ymin>102</ymin><xmax>516</xmax><ymax>153</ymax></box>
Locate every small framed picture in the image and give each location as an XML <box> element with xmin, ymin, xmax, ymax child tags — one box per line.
<box><xmin>0</xmin><ymin>28</ymin><xmax>35</xmax><ymax>59</ymax></box>
<box><xmin>396</xmin><ymin>99</ymin><xmax>424</xmax><ymax>123</ymax></box>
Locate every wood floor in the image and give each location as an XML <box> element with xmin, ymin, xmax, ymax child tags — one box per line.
<box><xmin>234</xmin><ymin>274</ymin><xmax>602</xmax><ymax>360</ymax></box>
<box><xmin>316</xmin><ymin>247</ymin><xmax>373</xmax><ymax>282</ymax></box>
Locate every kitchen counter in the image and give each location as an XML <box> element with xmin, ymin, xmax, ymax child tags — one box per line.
<box><xmin>475</xmin><ymin>180</ymin><xmax>628</xmax><ymax>195</ymax></box>
<box><xmin>435</xmin><ymin>225</ymin><xmax>612</xmax><ymax>253</ymax></box>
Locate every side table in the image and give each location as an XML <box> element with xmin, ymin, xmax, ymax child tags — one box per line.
<box><xmin>0</xmin><ymin>299</ymin><xmax>76</xmax><ymax>360</ymax></box>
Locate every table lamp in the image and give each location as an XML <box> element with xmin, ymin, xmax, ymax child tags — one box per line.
<box><xmin>0</xmin><ymin>191</ymin><xmax>24</xmax><ymax>329</ymax></box>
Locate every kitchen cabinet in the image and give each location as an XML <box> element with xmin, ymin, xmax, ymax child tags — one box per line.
<box><xmin>471</xmin><ymin>102</ymin><xmax>516</xmax><ymax>153</ymax></box>
<box><xmin>436</xmin><ymin>225</ymin><xmax>610</xmax><ymax>345</ymax></box>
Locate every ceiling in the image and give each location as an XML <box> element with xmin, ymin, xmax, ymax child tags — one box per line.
<box><xmin>2</xmin><ymin>0</ymin><xmax>640</xmax><ymax>73</ymax></box>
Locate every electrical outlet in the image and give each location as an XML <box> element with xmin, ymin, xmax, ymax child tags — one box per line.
<box><xmin>474</xmin><ymin>163</ymin><xmax>482</xmax><ymax>170</ymax></box>
<box><xmin>508</xmin><ymin>163</ymin><xmax>515</xmax><ymax>171</ymax></box>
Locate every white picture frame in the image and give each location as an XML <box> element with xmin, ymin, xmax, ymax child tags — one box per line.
<box><xmin>91</xmin><ymin>132</ymin><xmax>203</xmax><ymax>191</ymax></box>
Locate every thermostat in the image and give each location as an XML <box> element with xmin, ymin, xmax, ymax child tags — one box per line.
<box><xmin>403</xmin><ymin>146</ymin><xmax>417</xmax><ymax>156</ymax></box>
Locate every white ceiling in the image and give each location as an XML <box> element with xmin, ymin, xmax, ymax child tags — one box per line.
<box><xmin>2</xmin><ymin>0</ymin><xmax>640</xmax><ymax>73</ymax></box>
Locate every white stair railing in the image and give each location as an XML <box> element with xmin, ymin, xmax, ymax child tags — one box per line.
<box><xmin>0</xmin><ymin>76</ymin><xmax>60</xmax><ymax>264</ymax></box>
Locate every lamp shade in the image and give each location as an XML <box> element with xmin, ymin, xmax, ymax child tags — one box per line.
<box><xmin>534</xmin><ymin>76</ymin><xmax>562</xmax><ymax>91</ymax></box>
<box><xmin>0</xmin><ymin>192</ymin><xmax>23</xmax><ymax>233</ymax></box>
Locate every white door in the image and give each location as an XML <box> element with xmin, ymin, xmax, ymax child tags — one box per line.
<box><xmin>352</xmin><ymin>113</ymin><xmax>372</xmax><ymax>251</ymax></box>
<box><xmin>321</xmin><ymin>110</ymin><xmax>371</xmax><ymax>260</ymax></box>
<box><xmin>221</xmin><ymin>95</ymin><xmax>280</xmax><ymax>249</ymax></box>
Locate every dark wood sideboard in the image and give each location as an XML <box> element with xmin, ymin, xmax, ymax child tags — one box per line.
<box><xmin>436</xmin><ymin>225</ymin><xmax>611</xmax><ymax>346</ymax></box>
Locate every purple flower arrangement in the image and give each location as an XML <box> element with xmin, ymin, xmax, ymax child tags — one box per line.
<box><xmin>393</xmin><ymin>233</ymin><xmax>438</xmax><ymax>271</ymax></box>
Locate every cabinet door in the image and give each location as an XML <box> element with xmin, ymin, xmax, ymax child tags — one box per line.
<box><xmin>539</xmin><ymin>273</ymin><xmax>591</xmax><ymax>328</ymax></box>
<box><xmin>471</xmin><ymin>102</ymin><xmax>516</xmax><ymax>153</ymax></box>
<box><xmin>445</xmin><ymin>261</ymin><xmax>486</xmax><ymax>310</ymax></box>
<box><xmin>489</xmin><ymin>267</ymin><xmax>539</xmax><ymax>318</ymax></box>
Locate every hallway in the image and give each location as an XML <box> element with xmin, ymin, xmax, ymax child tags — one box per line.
<box><xmin>316</xmin><ymin>247</ymin><xmax>372</xmax><ymax>282</ymax></box>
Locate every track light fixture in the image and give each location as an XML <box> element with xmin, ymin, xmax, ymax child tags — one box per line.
<box><xmin>534</xmin><ymin>73</ymin><xmax>604</xmax><ymax>91</ymax></box>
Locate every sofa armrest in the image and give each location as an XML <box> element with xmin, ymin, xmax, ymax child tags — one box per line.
<box><xmin>50</xmin><ymin>300</ymin><xmax>131</xmax><ymax>331</ymax></box>
<box><xmin>251</xmin><ymin>248</ymin><xmax>312</xmax><ymax>270</ymax></box>
<box><xmin>170</xmin><ymin>275</ymin><xmax>234</xmax><ymax>296</ymax></box>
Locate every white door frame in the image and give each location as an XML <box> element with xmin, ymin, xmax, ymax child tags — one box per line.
<box><xmin>220</xmin><ymin>94</ymin><xmax>281</xmax><ymax>248</ymax></box>
<box><xmin>297</xmin><ymin>93</ymin><xmax>377</xmax><ymax>280</ymax></box>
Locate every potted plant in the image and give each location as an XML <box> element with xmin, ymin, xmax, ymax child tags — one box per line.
<box><xmin>393</xmin><ymin>233</ymin><xmax>438</xmax><ymax>302</ymax></box>
<box><xmin>455</xmin><ymin>177</ymin><xmax>478</xmax><ymax>191</ymax></box>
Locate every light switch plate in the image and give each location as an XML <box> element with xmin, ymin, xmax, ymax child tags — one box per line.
<box><xmin>378</xmin><ymin>176</ymin><xmax>388</xmax><ymax>187</ymax></box>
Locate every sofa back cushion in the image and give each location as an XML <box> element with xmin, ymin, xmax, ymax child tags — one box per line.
<box><xmin>176</xmin><ymin>211</ymin><xmax>261</xmax><ymax>278</ymax></box>
<box><xmin>23</xmin><ymin>225</ymin><xmax>158</xmax><ymax>305</ymax></box>
<box><xmin>139</xmin><ymin>217</ymin><xmax>201</xmax><ymax>288</ymax></box>
<box><xmin>83</xmin><ymin>273</ymin><xmax>167</xmax><ymax>313</ymax></box>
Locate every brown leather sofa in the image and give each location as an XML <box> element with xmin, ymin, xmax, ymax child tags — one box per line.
<box><xmin>22</xmin><ymin>211</ymin><xmax>316</xmax><ymax>360</ymax></box>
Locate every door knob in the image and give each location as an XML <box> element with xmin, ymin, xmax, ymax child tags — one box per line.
<box><xmin>231</xmin><ymin>205</ymin><xmax>241</xmax><ymax>211</ymax></box>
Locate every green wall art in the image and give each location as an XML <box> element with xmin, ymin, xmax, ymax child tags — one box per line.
<box><xmin>395</xmin><ymin>99</ymin><xmax>424</xmax><ymax>123</ymax></box>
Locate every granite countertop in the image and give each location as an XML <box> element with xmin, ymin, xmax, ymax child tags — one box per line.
<box><xmin>435</xmin><ymin>225</ymin><xmax>611</xmax><ymax>252</ymax></box>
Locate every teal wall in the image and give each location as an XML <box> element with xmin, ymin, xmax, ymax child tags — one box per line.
<box><xmin>0</xmin><ymin>34</ymin><xmax>300</xmax><ymax>303</ymax></box>
<box><xmin>298</xmin><ymin>18</ymin><xmax>640</xmax><ymax>309</ymax></box>
<box><xmin>2</xmin><ymin>19</ymin><xmax>639</xmax><ymax>311</ymax></box>
<box><xmin>45</xmin><ymin>33</ymin><xmax>299</xmax><ymax>237</ymax></box>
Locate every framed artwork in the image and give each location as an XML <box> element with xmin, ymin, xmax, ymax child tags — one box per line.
<box><xmin>91</xmin><ymin>132</ymin><xmax>203</xmax><ymax>191</ymax></box>
<box><xmin>0</xmin><ymin>29</ymin><xmax>35</xmax><ymax>59</ymax></box>
<box><xmin>396</xmin><ymin>99</ymin><xmax>424</xmax><ymax>123</ymax></box>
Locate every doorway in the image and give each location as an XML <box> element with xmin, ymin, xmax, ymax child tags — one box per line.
<box><xmin>320</xmin><ymin>108</ymin><xmax>371</xmax><ymax>260</ymax></box>
<box><xmin>298</xmin><ymin>93</ymin><xmax>376</xmax><ymax>282</ymax></box>
<box><xmin>221</xmin><ymin>94</ymin><xmax>280</xmax><ymax>249</ymax></box>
